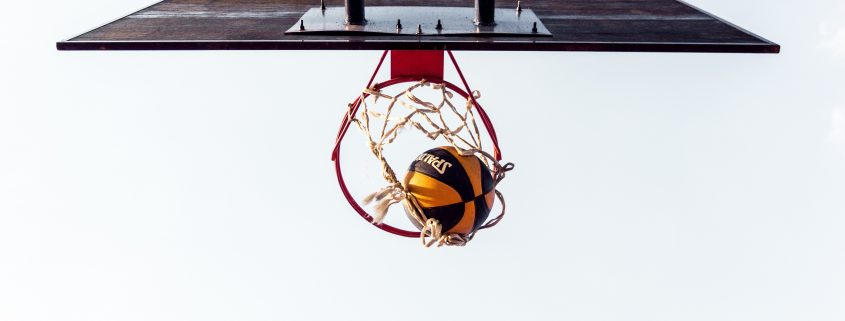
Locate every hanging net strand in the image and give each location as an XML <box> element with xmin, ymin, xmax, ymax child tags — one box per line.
<box><xmin>351</xmin><ymin>79</ymin><xmax>514</xmax><ymax>247</ymax></box>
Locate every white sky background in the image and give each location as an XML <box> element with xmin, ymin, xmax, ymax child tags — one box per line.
<box><xmin>1</xmin><ymin>0</ymin><xmax>844</xmax><ymax>320</ymax></box>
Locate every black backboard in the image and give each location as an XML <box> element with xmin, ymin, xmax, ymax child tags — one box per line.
<box><xmin>57</xmin><ymin>0</ymin><xmax>779</xmax><ymax>53</ymax></box>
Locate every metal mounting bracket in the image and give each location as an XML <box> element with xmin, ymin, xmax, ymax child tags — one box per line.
<box><xmin>286</xmin><ymin>6</ymin><xmax>552</xmax><ymax>37</ymax></box>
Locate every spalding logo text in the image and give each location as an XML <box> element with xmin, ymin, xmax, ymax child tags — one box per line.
<box><xmin>416</xmin><ymin>153</ymin><xmax>453</xmax><ymax>175</ymax></box>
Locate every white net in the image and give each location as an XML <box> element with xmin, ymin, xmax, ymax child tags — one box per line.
<box><xmin>346</xmin><ymin>79</ymin><xmax>513</xmax><ymax>247</ymax></box>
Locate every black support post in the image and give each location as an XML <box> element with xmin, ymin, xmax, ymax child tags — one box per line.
<box><xmin>475</xmin><ymin>0</ymin><xmax>495</xmax><ymax>25</ymax></box>
<box><xmin>345</xmin><ymin>0</ymin><xmax>365</xmax><ymax>25</ymax></box>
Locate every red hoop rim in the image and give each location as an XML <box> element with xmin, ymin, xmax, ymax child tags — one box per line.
<box><xmin>331</xmin><ymin>76</ymin><xmax>502</xmax><ymax>238</ymax></box>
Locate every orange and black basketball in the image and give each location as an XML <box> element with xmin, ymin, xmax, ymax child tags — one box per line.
<box><xmin>403</xmin><ymin>146</ymin><xmax>495</xmax><ymax>235</ymax></box>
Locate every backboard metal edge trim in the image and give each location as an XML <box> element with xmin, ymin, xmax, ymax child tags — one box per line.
<box><xmin>56</xmin><ymin>40</ymin><xmax>780</xmax><ymax>53</ymax></box>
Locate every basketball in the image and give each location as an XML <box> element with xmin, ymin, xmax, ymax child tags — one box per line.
<box><xmin>403</xmin><ymin>146</ymin><xmax>495</xmax><ymax>235</ymax></box>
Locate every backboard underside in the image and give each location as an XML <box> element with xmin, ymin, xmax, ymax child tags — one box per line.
<box><xmin>57</xmin><ymin>0</ymin><xmax>779</xmax><ymax>53</ymax></box>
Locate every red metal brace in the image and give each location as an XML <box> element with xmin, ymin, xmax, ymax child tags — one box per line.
<box><xmin>391</xmin><ymin>50</ymin><xmax>444</xmax><ymax>79</ymax></box>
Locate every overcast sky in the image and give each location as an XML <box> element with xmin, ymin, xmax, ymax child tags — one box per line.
<box><xmin>1</xmin><ymin>0</ymin><xmax>844</xmax><ymax>320</ymax></box>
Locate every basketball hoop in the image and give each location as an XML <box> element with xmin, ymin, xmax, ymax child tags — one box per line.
<box><xmin>331</xmin><ymin>50</ymin><xmax>513</xmax><ymax>247</ymax></box>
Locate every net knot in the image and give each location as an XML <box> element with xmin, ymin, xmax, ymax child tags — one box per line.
<box><xmin>419</xmin><ymin>218</ymin><xmax>471</xmax><ymax>247</ymax></box>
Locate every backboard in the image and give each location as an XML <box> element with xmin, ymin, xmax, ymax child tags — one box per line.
<box><xmin>57</xmin><ymin>0</ymin><xmax>779</xmax><ymax>53</ymax></box>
